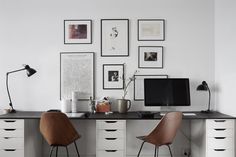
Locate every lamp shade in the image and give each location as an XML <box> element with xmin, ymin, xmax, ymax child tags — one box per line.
<box><xmin>24</xmin><ymin>65</ymin><xmax>37</xmax><ymax>77</ymax></box>
<box><xmin>196</xmin><ymin>81</ymin><xmax>208</xmax><ymax>91</ymax></box>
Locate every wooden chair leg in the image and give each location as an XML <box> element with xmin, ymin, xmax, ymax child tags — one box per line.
<box><xmin>137</xmin><ymin>141</ymin><xmax>145</xmax><ymax>157</ymax></box>
<box><xmin>167</xmin><ymin>145</ymin><xmax>173</xmax><ymax>157</ymax></box>
<box><xmin>49</xmin><ymin>146</ymin><xmax>54</xmax><ymax>157</ymax></box>
<box><xmin>66</xmin><ymin>146</ymin><xmax>69</xmax><ymax>157</ymax></box>
<box><xmin>74</xmin><ymin>141</ymin><xmax>80</xmax><ymax>157</ymax></box>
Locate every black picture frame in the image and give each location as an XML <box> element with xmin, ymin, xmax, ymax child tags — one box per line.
<box><xmin>64</xmin><ymin>19</ymin><xmax>92</xmax><ymax>44</ymax></box>
<box><xmin>134</xmin><ymin>74</ymin><xmax>168</xmax><ymax>101</ymax></box>
<box><xmin>138</xmin><ymin>46</ymin><xmax>164</xmax><ymax>69</ymax></box>
<box><xmin>60</xmin><ymin>52</ymin><xmax>95</xmax><ymax>100</ymax></box>
<box><xmin>101</xmin><ymin>19</ymin><xmax>129</xmax><ymax>57</ymax></box>
<box><xmin>138</xmin><ymin>19</ymin><xmax>165</xmax><ymax>41</ymax></box>
<box><xmin>103</xmin><ymin>64</ymin><xmax>124</xmax><ymax>89</ymax></box>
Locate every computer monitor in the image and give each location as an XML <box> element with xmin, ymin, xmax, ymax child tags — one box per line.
<box><xmin>144</xmin><ymin>78</ymin><xmax>190</xmax><ymax>106</ymax></box>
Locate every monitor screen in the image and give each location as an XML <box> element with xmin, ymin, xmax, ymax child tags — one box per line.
<box><xmin>144</xmin><ymin>78</ymin><xmax>190</xmax><ymax>106</ymax></box>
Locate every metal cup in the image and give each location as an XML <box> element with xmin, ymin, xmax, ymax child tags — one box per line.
<box><xmin>117</xmin><ymin>99</ymin><xmax>131</xmax><ymax>113</ymax></box>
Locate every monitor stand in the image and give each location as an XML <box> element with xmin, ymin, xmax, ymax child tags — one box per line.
<box><xmin>160</xmin><ymin>106</ymin><xmax>176</xmax><ymax>115</ymax></box>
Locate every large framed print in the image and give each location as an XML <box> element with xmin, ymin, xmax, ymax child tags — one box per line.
<box><xmin>60</xmin><ymin>52</ymin><xmax>94</xmax><ymax>100</ymax></box>
<box><xmin>138</xmin><ymin>19</ymin><xmax>165</xmax><ymax>41</ymax></box>
<box><xmin>101</xmin><ymin>19</ymin><xmax>129</xmax><ymax>57</ymax></box>
<box><xmin>138</xmin><ymin>46</ymin><xmax>163</xmax><ymax>69</ymax></box>
<box><xmin>103</xmin><ymin>64</ymin><xmax>124</xmax><ymax>89</ymax></box>
<box><xmin>64</xmin><ymin>20</ymin><xmax>92</xmax><ymax>44</ymax></box>
<box><xmin>134</xmin><ymin>75</ymin><xmax>168</xmax><ymax>101</ymax></box>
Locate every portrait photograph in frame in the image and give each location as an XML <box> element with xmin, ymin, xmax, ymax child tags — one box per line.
<box><xmin>101</xmin><ymin>19</ymin><xmax>129</xmax><ymax>57</ymax></box>
<box><xmin>64</xmin><ymin>20</ymin><xmax>92</xmax><ymax>44</ymax></box>
<box><xmin>60</xmin><ymin>52</ymin><xmax>94</xmax><ymax>100</ymax></box>
<box><xmin>103</xmin><ymin>64</ymin><xmax>124</xmax><ymax>89</ymax></box>
<box><xmin>138</xmin><ymin>19</ymin><xmax>165</xmax><ymax>41</ymax></box>
<box><xmin>134</xmin><ymin>75</ymin><xmax>168</xmax><ymax>101</ymax></box>
<box><xmin>138</xmin><ymin>46</ymin><xmax>163</xmax><ymax>69</ymax></box>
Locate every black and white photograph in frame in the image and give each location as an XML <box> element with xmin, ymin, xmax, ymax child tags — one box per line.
<box><xmin>64</xmin><ymin>20</ymin><xmax>92</xmax><ymax>44</ymax></box>
<box><xmin>103</xmin><ymin>64</ymin><xmax>124</xmax><ymax>89</ymax></box>
<box><xmin>101</xmin><ymin>19</ymin><xmax>129</xmax><ymax>57</ymax></box>
<box><xmin>138</xmin><ymin>19</ymin><xmax>165</xmax><ymax>41</ymax></box>
<box><xmin>138</xmin><ymin>46</ymin><xmax>163</xmax><ymax>68</ymax></box>
<box><xmin>134</xmin><ymin>75</ymin><xmax>168</xmax><ymax>101</ymax></box>
<box><xmin>60</xmin><ymin>52</ymin><xmax>94</xmax><ymax>100</ymax></box>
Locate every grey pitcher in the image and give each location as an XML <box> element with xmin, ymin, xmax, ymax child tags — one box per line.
<box><xmin>117</xmin><ymin>99</ymin><xmax>131</xmax><ymax>113</ymax></box>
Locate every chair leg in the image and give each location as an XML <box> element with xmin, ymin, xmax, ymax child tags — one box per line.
<box><xmin>154</xmin><ymin>146</ymin><xmax>156</xmax><ymax>157</ymax></box>
<box><xmin>156</xmin><ymin>147</ymin><xmax>159</xmax><ymax>157</ymax></box>
<box><xmin>49</xmin><ymin>146</ymin><xmax>54</xmax><ymax>157</ymax></box>
<box><xmin>55</xmin><ymin>146</ymin><xmax>58</xmax><ymax>157</ymax></box>
<box><xmin>74</xmin><ymin>141</ymin><xmax>80</xmax><ymax>157</ymax></box>
<box><xmin>66</xmin><ymin>146</ymin><xmax>69</xmax><ymax>157</ymax></box>
<box><xmin>167</xmin><ymin>145</ymin><xmax>173</xmax><ymax>157</ymax></box>
<box><xmin>137</xmin><ymin>141</ymin><xmax>145</xmax><ymax>157</ymax></box>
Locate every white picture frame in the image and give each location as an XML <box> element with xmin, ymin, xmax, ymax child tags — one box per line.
<box><xmin>60</xmin><ymin>52</ymin><xmax>94</xmax><ymax>100</ymax></box>
<box><xmin>101</xmin><ymin>19</ymin><xmax>129</xmax><ymax>57</ymax></box>
<box><xmin>134</xmin><ymin>75</ymin><xmax>168</xmax><ymax>101</ymax></box>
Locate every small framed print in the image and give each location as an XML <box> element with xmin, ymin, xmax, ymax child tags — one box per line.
<box><xmin>101</xmin><ymin>19</ymin><xmax>129</xmax><ymax>57</ymax></box>
<box><xmin>138</xmin><ymin>19</ymin><xmax>165</xmax><ymax>41</ymax></box>
<box><xmin>134</xmin><ymin>75</ymin><xmax>168</xmax><ymax>101</ymax></box>
<box><xmin>138</xmin><ymin>46</ymin><xmax>163</xmax><ymax>69</ymax></box>
<box><xmin>64</xmin><ymin>20</ymin><xmax>92</xmax><ymax>44</ymax></box>
<box><xmin>103</xmin><ymin>64</ymin><xmax>124</xmax><ymax>89</ymax></box>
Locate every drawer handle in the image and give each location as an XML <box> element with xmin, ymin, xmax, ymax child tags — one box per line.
<box><xmin>4</xmin><ymin>129</ymin><xmax>16</xmax><ymax>131</ymax></box>
<box><xmin>105</xmin><ymin>150</ymin><xmax>117</xmax><ymax>152</ymax></box>
<box><xmin>4</xmin><ymin>137</ymin><xmax>11</xmax><ymax>139</ymax></box>
<box><xmin>214</xmin><ymin>129</ymin><xmax>226</xmax><ymax>131</ymax></box>
<box><xmin>214</xmin><ymin>137</ymin><xmax>226</xmax><ymax>139</ymax></box>
<box><xmin>4</xmin><ymin>149</ymin><xmax>16</xmax><ymax>152</ymax></box>
<box><xmin>105</xmin><ymin>138</ymin><xmax>117</xmax><ymax>140</ymax></box>
<box><xmin>214</xmin><ymin>149</ymin><xmax>226</xmax><ymax>152</ymax></box>
<box><xmin>4</xmin><ymin>120</ymin><xmax>16</xmax><ymax>123</ymax></box>
<box><xmin>105</xmin><ymin>129</ymin><xmax>117</xmax><ymax>132</ymax></box>
<box><xmin>105</xmin><ymin>121</ymin><xmax>117</xmax><ymax>123</ymax></box>
<box><xmin>214</xmin><ymin>120</ymin><xmax>226</xmax><ymax>122</ymax></box>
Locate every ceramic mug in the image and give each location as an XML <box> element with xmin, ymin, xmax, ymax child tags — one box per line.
<box><xmin>117</xmin><ymin>99</ymin><xmax>131</xmax><ymax>113</ymax></box>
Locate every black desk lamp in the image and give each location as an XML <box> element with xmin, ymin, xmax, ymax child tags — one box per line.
<box><xmin>6</xmin><ymin>65</ymin><xmax>37</xmax><ymax>113</ymax></box>
<box><xmin>197</xmin><ymin>81</ymin><xmax>212</xmax><ymax>113</ymax></box>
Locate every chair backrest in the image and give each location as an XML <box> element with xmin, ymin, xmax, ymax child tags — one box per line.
<box><xmin>145</xmin><ymin>112</ymin><xmax>183</xmax><ymax>146</ymax></box>
<box><xmin>40</xmin><ymin>112</ymin><xmax>80</xmax><ymax>146</ymax></box>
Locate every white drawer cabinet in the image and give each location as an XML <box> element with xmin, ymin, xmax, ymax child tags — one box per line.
<box><xmin>96</xmin><ymin>120</ymin><xmax>126</xmax><ymax>157</ymax></box>
<box><xmin>206</xmin><ymin>119</ymin><xmax>235</xmax><ymax>157</ymax></box>
<box><xmin>0</xmin><ymin>119</ymin><xmax>42</xmax><ymax>157</ymax></box>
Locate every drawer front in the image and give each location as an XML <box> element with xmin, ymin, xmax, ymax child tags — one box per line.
<box><xmin>97</xmin><ymin>130</ymin><xmax>124</xmax><ymax>139</ymax></box>
<box><xmin>0</xmin><ymin>137</ymin><xmax>24</xmax><ymax>149</ymax></box>
<box><xmin>97</xmin><ymin>138</ymin><xmax>124</xmax><ymax>150</ymax></box>
<box><xmin>0</xmin><ymin>149</ymin><xmax>24</xmax><ymax>157</ymax></box>
<box><xmin>207</xmin><ymin>128</ymin><xmax>233</xmax><ymax>137</ymax></box>
<box><xmin>97</xmin><ymin>120</ymin><xmax>126</xmax><ymax>130</ymax></box>
<box><xmin>206</xmin><ymin>119</ymin><xmax>234</xmax><ymax>129</ymax></box>
<box><xmin>97</xmin><ymin>150</ymin><xmax>125</xmax><ymax>157</ymax></box>
<box><xmin>207</xmin><ymin>137</ymin><xmax>233</xmax><ymax>149</ymax></box>
<box><xmin>207</xmin><ymin>149</ymin><xmax>233</xmax><ymax>157</ymax></box>
<box><xmin>0</xmin><ymin>129</ymin><xmax>24</xmax><ymax>138</ymax></box>
<box><xmin>0</xmin><ymin>120</ymin><xmax>24</xmax><ymax>129</ymax></box>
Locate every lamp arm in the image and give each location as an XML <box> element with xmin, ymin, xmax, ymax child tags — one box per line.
<box><xmin>207</xmin><ymin>86</ymin><xmax>211</xmax><ymax>111</ymax></box>
<box><xmin>7</xmin><ymin>68</ymin><xmax>26</xmax><ymax>75</ymax></box>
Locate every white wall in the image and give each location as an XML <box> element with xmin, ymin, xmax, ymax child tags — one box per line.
<box><xmin>215</xmin><ymin>0</ymin><xmax>236</xmax><ymax>116</ymax></box>
<box><xmin>0</xmin><ymin>0</ymin><xmax>215</xmax><ymax>112</ymax></box>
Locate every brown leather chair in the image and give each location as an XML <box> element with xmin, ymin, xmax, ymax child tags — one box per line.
<box><xmin>40</xmin><ymin>112</ymin><xmax>81</xmax><ymax>157</ymax></box>
<box><xmin>136</xmin><ymin>112</ymin><xmax>183</xmax><ymax>157</ymax></box>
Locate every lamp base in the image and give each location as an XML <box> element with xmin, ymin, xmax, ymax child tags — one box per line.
<box><xmin>201</xmin><ymin>109</ymin><xmax>213</xmax><ymax>114</ymax></box>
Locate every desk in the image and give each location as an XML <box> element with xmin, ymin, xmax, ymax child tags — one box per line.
<box><xmin>0</xmin><ymin>111</ymin><xmax>235</xmax><ymax>157</ymax></box>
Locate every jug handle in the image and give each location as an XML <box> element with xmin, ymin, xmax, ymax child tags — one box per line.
<box><xmin>127</xmin><ymin>100</ymin><xmax>131</xmax><ymax>111</ymax></box>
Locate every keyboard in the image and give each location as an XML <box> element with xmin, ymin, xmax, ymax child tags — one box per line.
<box><xmin>160</xmin><ymin>112</ymin><xmax>197</xmax><ymax>116</ymax></box>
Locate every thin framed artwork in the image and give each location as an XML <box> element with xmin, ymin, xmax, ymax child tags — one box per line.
<box><xmin>64</xmin><ymin>20</ymin><xmax>92</xmax><ymax>44</ymax></box>
<box><xmin>101</xmin><ymin>19</ymin><xmax>129</xmax><ymax>57</ymax></box>
<box><xmin>138</xmin><ymin>19</ymin><xmax>165</xmax><ymax>41</ymax></box>
<box><xmin>138</xmin><ymin>46</ymin><xmax>163</xmax><ymax>69</ymax></box>
<box><xmin>60</xmin><ymin>52</ymin><xmax>95</xmax><ymax>100</ymax></box>
<box><xmin>134</xmin><ymin>75</ymin><xmax>168</xmax><ymax>101</ymax></box>
<box><xmin>103</xmin><ymin>64</ymin><xmax>124</xmax><ymax>89</ymax></box>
